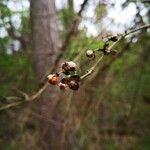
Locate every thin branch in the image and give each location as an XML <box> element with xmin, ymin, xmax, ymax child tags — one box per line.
<box><xmin>80</xmin><ymin>55</ymin><xmax>104</xmax><ymax>79</ymax></box>
<box><xmin>125</xmin><ymin>24</ymin><xmax>150</xmax><ymax>36</ymax></box>
<box><xmin>0</xmin><ymin>0</ymin><xmax>90</xmax><ymax>111</ymax></box>
<box><xmin>0</xmin><ymin>101</ymin><xmax>24</xmax><ymax>111</ymax></box>
<box><xmin>0</xmin><ymin>82</ymin><xmax>49</xmax><ymax>111</ymax></box>
<box><xmin>100</xmin><ymin>42</ymin><xmax>131</xmax><ymax>72</ymax></box>
<box><xmin>78</xmin><ymin>0</ymin><xmax>88</xmax><ymax>16</ymax></box>
<box><xmin>3</xmin><ymin>96</ymin><xmax>22</xmax><ymax>101</ymax></box>
<box><xmin>29</xmin><ymin>82</ymin><xmax>49</xmax><ymax>101</ymax></box>
<box><xmin>12</xmin><ymin>87</ymin><xmax>29</xmax><ymax>100</ymax></box>
<box><xmin>0</xmin><ymin>24</ymin><xmax>150</xmax><ymax>111</ymax></box>
<box><xmin>80</xmin><ymin>24</ymin><xmax>150</xmax><ymax>80</ymax></box>
<box><xmin>108</xmin><ymin>24</ymin><xmax>150</xmax><ymax>51</ymax></box>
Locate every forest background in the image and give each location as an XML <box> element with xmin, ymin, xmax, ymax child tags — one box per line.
<box><xmin>0</xmin><ymin>0</ymin><xmax>150</xmax><ymax>149</ymax></box>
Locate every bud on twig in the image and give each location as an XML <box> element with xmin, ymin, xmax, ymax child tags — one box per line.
<box><xmin>108</xmin><ymin>35</ymin><xmax>118</xmax><ymax>42</ymax></box>
<box><xmin>61</xmin><ymin>61</ymin><xmax>77</xmax><ymax>74</ymax></box>
<box><xmin>86</xmin><ymin>50</ymin><xmax>95</xmax><ymax>59</ymax></box>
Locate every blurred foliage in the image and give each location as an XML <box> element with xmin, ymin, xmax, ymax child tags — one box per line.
<box><xmin>0</xmin><ymin>53</ymin><xmax>36</xmax><ymax>96</ymax></box>
<box><xmin>0</xmin><ymin>0</ymin><xmax>150</xmax><ymax>149</ymax></box>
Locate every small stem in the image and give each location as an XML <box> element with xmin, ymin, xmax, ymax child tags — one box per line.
<box><xmin>124</xmin><ymin>24</ymin><xmax>150</xmax><ymax>36</ymax></box>
<box><xmin>80</xmin><ymin>55</ymin><xmax>104</xmax><ymax>79</ymax></box>
<box><xmin>80</xmin><ymin>24</ymin><xmax>150</xmax><ymax>80</ymax></box>
<box><xmin>0</xmin><ymin>82</ymin><xmax>49</xmax><ymax>111</ymax></box>
<box><xmin>0</xmin><ymin>101</ymin><xmax>24</xmax><ymax>111</ymax></box>
<box><xmin>108</xmin><ymin>24</ymin><xmax>150</xmax><ymax>50</ymax></box>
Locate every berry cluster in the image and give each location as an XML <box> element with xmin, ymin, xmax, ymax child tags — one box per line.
<box><xmin>47</xmin><ymin>61</ymin><xmax>80</xmax><ymax>91</ymax></box>
<box><xmin>47</xmin><ymin>34</ymin><xmax>119</xmax><ymax>91</ymax></box>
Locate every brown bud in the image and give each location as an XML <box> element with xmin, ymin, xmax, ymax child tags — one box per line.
<box><xmin>70</xmin><ymin>75</ymin><xmax>80</xmax><ymax>82</ymax></box>
<box><xmin>61</xmin><ymin>61</ymin><xmax>77</xmax><ymax>73</ymax></box>
<box><xmin>61</xmin><ymin>77</ymin><xmax>70</xmax><ymax>84</ymax></box>
<box><xmin>68</xmin><ymin>80</ymin><xmax>79</xmax><ymax>90</ymax></box>
<box><xmin>101</xmin><ymin>48</ymin><xmax>110</xmax><ymax>55</ymax></box>
<box><xmin>103</xmin><ymin>43</ymin><xmax>109</xmax><ymax>49</ymax></box>
<box><xmin>108</xmin><ymin>35</ymin><xmax>118</xmax><ymax>42</ymax></box>
<box><xmin>59</xmin><ymin>82</ymin><xmax>68</xmax><ymax>90</ymax></box>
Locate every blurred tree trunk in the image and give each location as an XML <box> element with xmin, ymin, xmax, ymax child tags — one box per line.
<box><xmin>30</xmin><ymin>0</ymin><xmax>62</xmax><ymax>149</ymax></box>
<box><xmin>30</xmin><ymin>0</ymin><xmax>61</xmax><ymax>81</ymax></box>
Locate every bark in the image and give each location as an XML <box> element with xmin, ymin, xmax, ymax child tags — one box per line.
<box><xmin>30</xmin><ymin>0</ymin><xmax>61</xmax><ymax>81</ymax></box>
<box><xmin>30</xmin><ymin>0</ymin><xmax>62</xmax><ymax>149</ymax></box>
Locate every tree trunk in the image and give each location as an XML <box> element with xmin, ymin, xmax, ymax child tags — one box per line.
<box><xmin>30</xmin><ymin>0</ymin><xmax>61</xmax><ymax>81</ymax></box>
<box><xmin>30</xmin><ymin>0</ymin><xmax>62</xmax><ymax>149</ymax></box>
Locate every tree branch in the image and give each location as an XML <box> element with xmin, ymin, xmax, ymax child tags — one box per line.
<box><xmin>80</xmin><ymin>55</ymin><xmax>104</xmax><ymax>79</ymax></box>
<box><xmin>0</xmin><ymin>0</ymin><xmax>90</xmax><ymax>111</ymax></box>
<box><xmin>0</xmin><ymin>24</ymin><xmax>150</xmax><ymax>111</ymax></box>
<box><xmin>80</xmin><ymin>24</ymin><xmax>150</xmax><ymax>80</ymax></box>
<box><xmin>0</xmin><ymin>83</ymin><xmax>49</xmax><ymax>111</ymax></box>
<box><xmin>78</xmin><ymin>0</ymin><xmax>88</xmax><ymax>16</ymax></box>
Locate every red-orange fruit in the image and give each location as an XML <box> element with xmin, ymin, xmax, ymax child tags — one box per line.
<box><xmin>47</xmin><ymin>74</ymin><xmax>59</xmax><ymax>85</ymax></box>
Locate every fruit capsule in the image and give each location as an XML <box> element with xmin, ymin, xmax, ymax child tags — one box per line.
<box><xmin>59</xmin><ymin>82</ymin><xmax>68</xmax><ymax>90</ymax></box>
<box><xmin>68</xmin><ymin>80</ymin><xmax>79</xmax><ymax>90</ymax></box>
<box><xmin>47</xmin><ymin>74</ymin><xmax>59</xmax><ymax>85</ymax></box>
